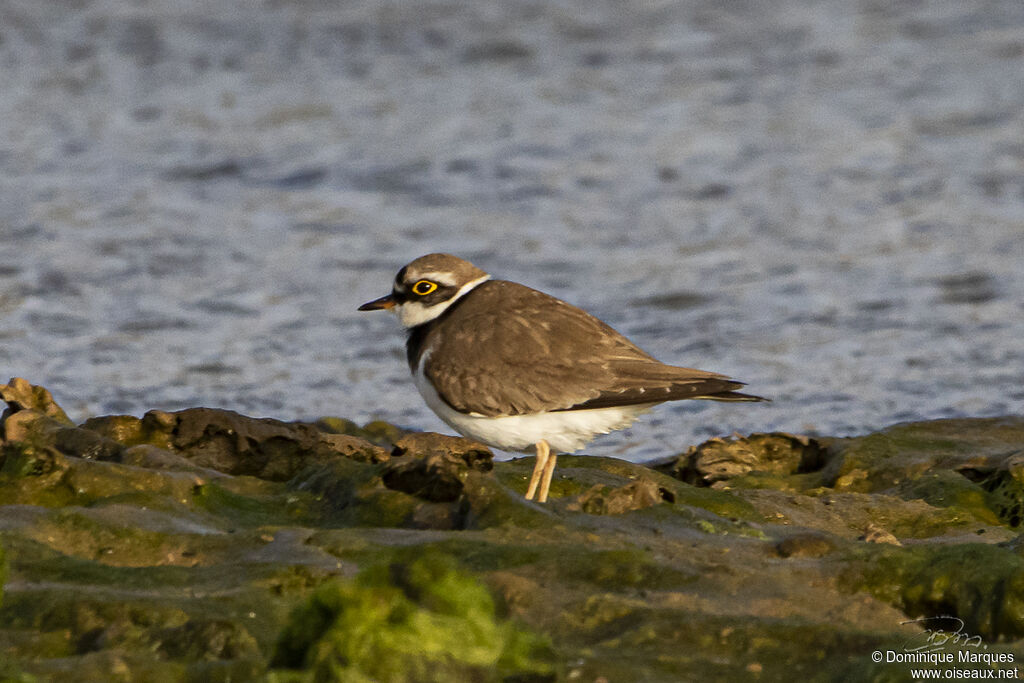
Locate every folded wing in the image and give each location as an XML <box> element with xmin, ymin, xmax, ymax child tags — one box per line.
<box><xmin>424</xmin><ymin>281</ymin><xmax>766</xmax><ymax>417</ymax></box>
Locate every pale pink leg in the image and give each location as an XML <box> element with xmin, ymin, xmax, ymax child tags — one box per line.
<box><xmin>538</xmin><ymin>452</ymin><xmax>558</xmax><ymax>503</ymax></box>
<box><xmin>524</xmin><ymin>440</ymin><xmax>550</xmax><ymax>501</ymax></box>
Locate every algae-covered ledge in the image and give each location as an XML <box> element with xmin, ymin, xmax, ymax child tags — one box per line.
<box><xmin>1</xmin><ymin>378</ymin><xmax>1024</xmax><ymax>681</ymax></box>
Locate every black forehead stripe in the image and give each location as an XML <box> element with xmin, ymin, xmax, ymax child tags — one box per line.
<box><xmin>395</xmin><ymin>266</ymin><xmax>407</xmax><ymax>285</ymax></box>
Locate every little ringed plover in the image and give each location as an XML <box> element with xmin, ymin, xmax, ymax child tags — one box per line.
<box><xmin>359</xmin><ymin>253</ymin><xmax>767</xmax><ymax>503</ymax></box>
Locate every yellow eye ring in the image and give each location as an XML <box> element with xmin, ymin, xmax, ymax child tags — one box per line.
<box><xmin>412</xmin><ymin>280</ymin><xmax>437</xmax><ymax>296</ymax></box>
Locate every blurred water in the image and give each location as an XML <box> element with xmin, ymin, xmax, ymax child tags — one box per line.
<box><xmin>1</xmin><ymin>0</ymin><xmax>1022</xmax><ymax>460</ymax></box>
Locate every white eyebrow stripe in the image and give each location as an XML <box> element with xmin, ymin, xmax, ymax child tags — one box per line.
<box><xmin>416</xmin><ymin>271</ymin><xmax>459</xmax><ymax>287</ymax></box>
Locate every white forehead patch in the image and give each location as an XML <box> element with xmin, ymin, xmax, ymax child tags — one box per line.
<box><xmin>413</xmin><ymin>271</ymin><xmax>458</xmax><ymax>287</ymax></box>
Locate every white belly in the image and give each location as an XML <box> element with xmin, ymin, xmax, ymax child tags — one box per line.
<box><xmin>413</xmin><ymin>363</ymin><xmax>654</xmax><ymax>453</ymax></box>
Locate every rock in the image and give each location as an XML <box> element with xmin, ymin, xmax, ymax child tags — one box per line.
<box><xmin>0</xmin><ymin>441</ymin><xmax>71</xmax><ymax>494</ymax></box>
<box><xmin>381</xmin><ymin>432</ymin><xmax>494</xmax><ymax>503</ymax></box>
<box><xmin>859</xmin><ymin>522</ymin><xmax>901</xmax><ymax>546</ymax></box>
<box><xmin>658</xmin><ymin>432</ymin><xmax>825</xmax><ymax>486</ymax></box>
<box><xmin>118</xmin><ymin>444</ymin><xmax>225</xmax><ymax>477</ymax></box>
<box><xmin>822</xmin><ymin>417</ymin><xmax>1024</xmax><ymax>494</ymax></box>
<box><xmin>54</xmin><ymin>426</ymin><xmax>124</xmax><ymax>461</ymax></box>
<box><xmin>570</xmin><ymin>480</ymin><xmax>674</xmax><ymax>515</ymax></box>
<box><xmin>5</xmin><ymin>382</ymin><xmax>1024</xmax><ymax>681</ymax></box>
<box><xmin>2</xmin><ymin>397</ymin><xmax>389</xmax><ymax>482</ymax></box>
<box><xmin>381</xmin><ymin>451</ymin><xmax>471</xmax><ymax>503</ymax></box>
<box><xmin>80</xmin><ymin>414</ymin><xmax>157</xmax><ymax>448</ymax></box>
<box><xmin>1</xmin><ymin>409</ymin><xmax>67</xmax><ymax>445</ymax></box>
<box><xmin>138</xmin><ymin>407</ymin><xmax>387</xmax><ymax>480</ymax></box>
<box><xmin>958</xmin><ymin>450</ymin><xmax>1024</xmax><ymax>528</ymax></box>
<box><xmin>0</xmin><ymin>539</ymin><xmax>5</xmax><ymax>607</ymax></box>
<box><xmin>775</xmin><ymin>532</ymin><xmax>839</xmax><ymax>558</ymax></box>
<box><xmin>154</xmin><ymin>619</ymin><xmax>260</xmax><ymax>660</ymax></box>
<box><xmin>842</xmin><ymin>542</ymin><xmax>1024</xmax><ymax>641</ymax></box>
<box><xmin>390</xmin><ymin>432</ymin><xmax>493</xmax><ymax>471</ymax></box>
<box><xmin>322</xmin><ymin>433</ymin><xmax>392</xmax><ymax>464</ymax></box>
<box><xmin>315</xmin><ymin>416</ymin><xmax>410</xmax><ymax>447</ymax></box>
<box><xmin>406</xmin><ymin>498</ymin><xmax>472</xmax><ymax>530</ymax></box>
<box><xmin>0</xmin><ymin>377</ymin><xmax>74</xmax><ymax>426</ymax></box>
<box><xmin>486</xmin><ymin>571</ymin><xmax>544</xmax><ymax>618</ymax></box>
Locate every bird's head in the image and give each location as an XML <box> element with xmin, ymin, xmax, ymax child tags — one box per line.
<box><xmin>358</xmin><ymin>253</ymin><xmax>491</xmax><ymax>328</ymax></box>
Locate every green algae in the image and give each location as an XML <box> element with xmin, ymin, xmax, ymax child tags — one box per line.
<box><xmin>823</xmin><ymin>418</ymin><xmax>1024</xmax><ymax>494</ymax></box>
<box><xmin>270</xmin><ymin>550</ymin><xmax>555</xmax><ymax>682</ymax></box>
<box><xmin>840</xmin><ymin>542</ymin><xmax>1024</xmax><ymax>641</ymax></box>
<box><xmin>964</xmin><ymin>464</ymin><xmax>1024</xmax><ymax>529</ymax></box>
<box><xmin>897</xmin><ymin>470</ymin><xmax>1005</xmax><ymax>527</ymax></box>
<box><xmin>557</xmin><ymin>595</ymin><xmax>898</xmax><ymax>682</ymax></box>
<box><xmin>0</xmin><ymin>443</ymin><xmax>79</xmax><ymax>508</ymax></box>
<box><xmin>669</xmin><ymin>483</ymin><xmax>766</xmax><ymax>523</ymax></box>
<box><xmin>314</xmin><ymin>416</ymin><xmax>408</xmax><ymax>448</ymax></box>
<box><xmin>78</xmin><ymin>413</ymin><xmax>179</xmax><ymax>451</ymax></box>
<box><xmin>558</xmin><ymin>547</ymin><xmax>698</xmax><ymax>591</ymax></box>
<box><xmin>193</xmin><ymin>480</ymin><xmax>302</xmax><ymax>527</ymax></box>
<box><xmin>716</xmin><ymin>470</ymin><xmax>825</xmax><ymax>492</ymax></box>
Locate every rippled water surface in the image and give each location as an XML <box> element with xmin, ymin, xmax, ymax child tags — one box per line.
<box><xmin>2</xmin><ymin>0</ymin><xmax>1022</xmax><ymax>460</ymax></box>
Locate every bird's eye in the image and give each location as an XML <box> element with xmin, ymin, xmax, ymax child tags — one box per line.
<box><xmin>412</xmin><ymin>280</ymin><xmax>437</xmax><ymax>296</ymax></box>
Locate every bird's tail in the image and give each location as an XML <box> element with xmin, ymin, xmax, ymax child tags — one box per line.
<box><xmin>697</xmin><ymin>390</ymin><xmax>769</xmax><ymax>402</ymax></box>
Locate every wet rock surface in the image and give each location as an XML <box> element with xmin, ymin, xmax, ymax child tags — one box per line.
<box><xmin>2</xmin><ymin>379</ymin><xmax>1024</xmax><ymax>681</ymax></box>
<box><xmin>383</xmin><ymin>433</ymin><xmax>493</xmax><ymax>504</ymax></box>
<box><xmin>655</xmin><ymin>431</ymin><xmax>827</xmax><ymax>487</ymax></box>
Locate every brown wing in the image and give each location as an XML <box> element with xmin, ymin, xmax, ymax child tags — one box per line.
<box><xmin>560</xmin><ymin>358</ymin><xmax>766</xmax><ymax>411</ymax></box>
<box><xmin>423</xmin><ymin>281</ymin><xmax>763</xmax><ymax>417</ymax></box>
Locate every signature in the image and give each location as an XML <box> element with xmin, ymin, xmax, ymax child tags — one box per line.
<box><xmin>901</xmin><ymin>616</ymin><xmax>986</xmax><ymax>653</ymax></box>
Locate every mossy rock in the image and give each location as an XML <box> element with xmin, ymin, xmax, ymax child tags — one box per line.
<box><xmin>6</xmin><ymin>380</ymin><xmax>1024</xmax><ymax>680</ymax></box>
<box><xmin>840</xmin><ymin>542</ymin><xmax>1024</xmax><ymax>640</ymax></box>
<box><xmin>270</xmin><ymin>549</ymin><xmax>556</xmax><ymax>682</ymax></box>
<box><xmin>657</xmin><ymin>432</ymin><xmax>827</xmax><ymax>488</ymax></box>
<box><xmin>314</xmin><ymin>416</ymin><xmax>409</xmax><ymax>448</ymax></box>
<box><xmin>822</xmin><ymin>417</ymin><xmax>1024</xmax><ymax>494</ymax></box>
<box><xmin>0</xmin><ymin>540</ymin><xmax>5</xmax><ymax>609</ymax></box>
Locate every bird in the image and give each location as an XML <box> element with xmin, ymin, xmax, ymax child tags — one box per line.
<box><xmin>358</xmin><ymin>253</ymin><xmax>767</xmax><ymax>503</ymax></box>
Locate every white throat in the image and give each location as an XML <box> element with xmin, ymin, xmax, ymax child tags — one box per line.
<box><xmin>394</xmin><ymin>274</ymin><xmax>490</xmax><ymax>328</ymax></box>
